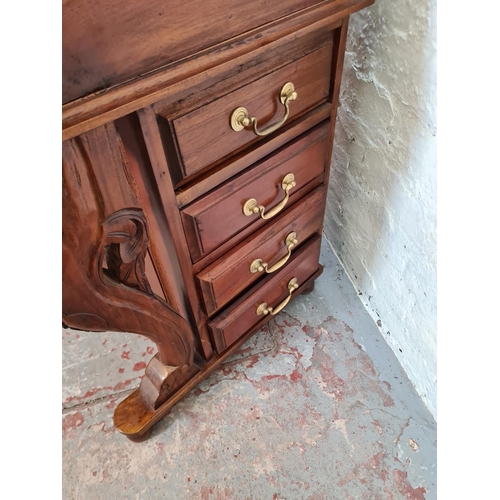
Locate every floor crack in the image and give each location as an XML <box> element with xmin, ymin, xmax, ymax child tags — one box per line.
<box><xmin>62</xmin><ymin>388</ymin><xmax>135</xmax><ymax>413</ymax></box>
<box><xmin>392</xmin><ymin>417</ymin><xmax>412</xmax><ymax>463</ymax></box>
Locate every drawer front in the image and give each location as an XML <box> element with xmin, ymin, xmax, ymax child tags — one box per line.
<box><xmin>197</xmin><ymin>185</ymin><xmax>326</xmax><ymax>316</ymax></box>
<box><xmin>172</xmin><ymin>42</ymin><xmax>333</xmax><ymax>179</ymax></box>
<box><xmin>208</xmin><ymin>235</ymin><xmax>322</xmax><ymax>351</ymax></box>
<box><xmin>181</xmin><ymin>122</ymin><xmax>328</xmax><ymax>263</ymax></box>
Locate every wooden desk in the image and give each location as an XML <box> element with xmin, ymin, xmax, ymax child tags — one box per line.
<box><xmin>62</xmin><ymin>0</ymin><xmax>374</xmax><ymax>441</ymax></box>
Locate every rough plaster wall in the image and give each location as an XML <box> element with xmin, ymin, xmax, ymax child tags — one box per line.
<box><xmin>324</xmin><ymin>0</ymin><xmax>437</xmax><ymax>419</ymax></box>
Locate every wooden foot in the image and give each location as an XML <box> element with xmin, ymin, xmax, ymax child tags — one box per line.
<box><xmin>126</xmin><ymin>428</ymin><xmax>153</xmax><ymax>442</ymax></box>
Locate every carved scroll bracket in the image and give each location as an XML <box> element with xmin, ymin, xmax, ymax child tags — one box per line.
<box><xmin>63</xmin><ymin>132</ymin><xmax>203</xmax><ymax>437</ymax></box>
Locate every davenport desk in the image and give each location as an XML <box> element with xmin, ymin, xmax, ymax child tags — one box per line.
<box><xmin>62</xmin><ymin>0</ymin><xmax>374</xmax><ymax>441</ymax></box>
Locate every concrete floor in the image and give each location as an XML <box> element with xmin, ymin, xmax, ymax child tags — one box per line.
<box><xmin>62</xmin><ymin>239</ymin><xmax>436</xmax><ymax>499</ymax></box>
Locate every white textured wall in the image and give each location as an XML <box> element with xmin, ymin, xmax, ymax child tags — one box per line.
<box><xmin>324</xmin><ymin>0</ymin><xmax>437</xmax><ymax>419</ymax></box>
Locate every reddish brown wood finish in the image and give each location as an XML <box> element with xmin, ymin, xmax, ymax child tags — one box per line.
<box><xmin>151</xmin><ymin>29</ymin><xmax>334</xmax><ymax>190</ymax></box>
<box><xmin>197</xmin><ymin>186</ymin><xmax>327</xmax><ymax>315</ymax></box>
<box><xmin>62</xmin><ymin>0</ymin><xmax>374</xmax><ymax>140</ymax></box>
<box><xmin>181</xmin><ymin>123</ymin><xmax>329</xmax><ymax>262</ymax></box>
<box><xmin>144</xmin><ymin>251</ymin><xmax>166</xmax><ymax>302</ymax></box>
<box><xmin>208</xmin><ymin>235</ymin><xmax>322</xmax><ymax>351</ymax></box>
<box><xmin>113</xmin><ymin>114</ymin><xmax>188</xmax><ymax>317</ymax></box>
<box><xmin>154</xmin><ymin>30</ymin><xmax>332</xmax><ymax>121</ymax></box>
<box><xmin>189</xmin><ymin>172</ymin><xmax>326</xmax><ymax>275</ymax></box>
<box><xmin>136</xmin><ymin>107</ymin><xmax>215</xmax><ymax>360</ymax></box>
<box><xmin>62</xmin><ymin>124</ymin><xmax>204</xmax><ymax>411</ymax></box>
<box><xmin>62</xmin><ymin>0</ymin><xmax>325</xmax><ymax>103</ymax></box>
<box><xmin>175</xmin><ymin>103</ymin><xmax>332</xmax><ymax>208</ymax></box>
<box><xmin>172</xmin><ymin>43</ymin><xmax>332</xmax><ymax>178</ymax></box>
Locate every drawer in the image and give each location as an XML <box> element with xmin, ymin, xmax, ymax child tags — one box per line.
<box><xmin>197</xmin><ymin>185</ymin><xmax>326</xmax><ymax>316</ymax></box>
<box><xmin>172</xmin><ymin>42</ymin><xmax>333</xmax><ymax>179</ymax></box>
<box><xmin>181</xmin><ymin>122</ymin><xmax>329</xmax><ymax>263</ymax></box>
<box><xmin>208</xmin><ymin>234</ymin><xmax>322</xmax><ymax>351</ymax></box>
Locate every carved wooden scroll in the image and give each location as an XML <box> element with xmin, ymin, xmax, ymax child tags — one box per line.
<box><xmin>62</xmin><ymin>123</ymin><xmax>202</xmax><ymax>437</ymax></box>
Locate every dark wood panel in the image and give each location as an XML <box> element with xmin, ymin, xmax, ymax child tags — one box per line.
<box><xmin>63</xmin><ymin>0</ymin><xmax>326</xmax><ymax>103</ymax></box>
<box><xmin>181</xmin><ymin>122</ymin><xmax>329</xmax><ymax>262</ymax></box>
<box><xmin>197</xmin><ymin>186</ymin><xmax>326</xmax><ymax>315</ymax></box>
<box><xmin>172</xmin><ymin>43</ymin><xmax>333</xmax><ymax>177</ymax></box>
<box><xmin>208</xmin><ymin>235</ymin><xmax>322</xmax><ymax>350</ymax></box>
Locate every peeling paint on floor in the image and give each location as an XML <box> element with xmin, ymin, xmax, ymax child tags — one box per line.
<box><xmin>62</xmin><ymin>240</ymin><xmax>436</xmax><ymax>499</ymax></box>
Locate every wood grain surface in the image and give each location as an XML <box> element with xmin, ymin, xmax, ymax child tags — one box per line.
<box><xmin>181</xmin><ymin>122</ymin><xmax>329</xmax><ymax>262</ymax></box>
<box><xmin>172</xmin><ymin>42</ymin><xmax>332</xmax><ymax>178</ymax></box>
<box><xmin>197</xmin><ymin>186</ymin><xmax>326</xmax><ymax>315</ymax></box>
<box><xmin>208</xmin><ymin>235</ymin><xmax>322</xmax><ymax>350</ymax></box>
<box><xmin>62</xmin><ymin>1</ymin><xmax>374</xmax><ymax>140</ymax></box>
<box><xmin>63</xmin><ymin>0</ymin><xmax>325</xmax><ymax>103</ymax></box>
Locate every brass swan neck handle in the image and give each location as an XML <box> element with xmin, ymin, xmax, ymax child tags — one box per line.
<box><xmin>230</xmin><ymin>82</ymin><xmax>298</xmax><ymax>137</ymax></box>
<box><xmin>242</xmin><ymin>173</ymin><xmax>296</xmax><ymax>220</ymax></box>
<box><xmin>256</xmin><ymin>278</ymin><xmax>299</xmax><ymax>316</ymax></box>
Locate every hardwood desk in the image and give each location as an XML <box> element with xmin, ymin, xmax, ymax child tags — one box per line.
<box><xmin>62</xmin><ymin>0</ymin><xmax>374</xmax><ymax>441</ymax></box>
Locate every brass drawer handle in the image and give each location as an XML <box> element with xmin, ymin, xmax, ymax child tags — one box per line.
<box><xmin>243</xmin><ymin>173</ymin><xmax>296</xmax><ymax>219</ymax></box>
<box><xmin>256</xmin><ymin>278</ymin><xmax>299</xmax><ymax>316</ymax></box>
<box><xmin>250</xmin><ymin>232</ymin><xmax>298</xmax><ymax>274</ymax></box>
<box><xmin>230</xmin><ymin>82</ymin><xmax>298</xmax><ymax>137</ymax></box>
